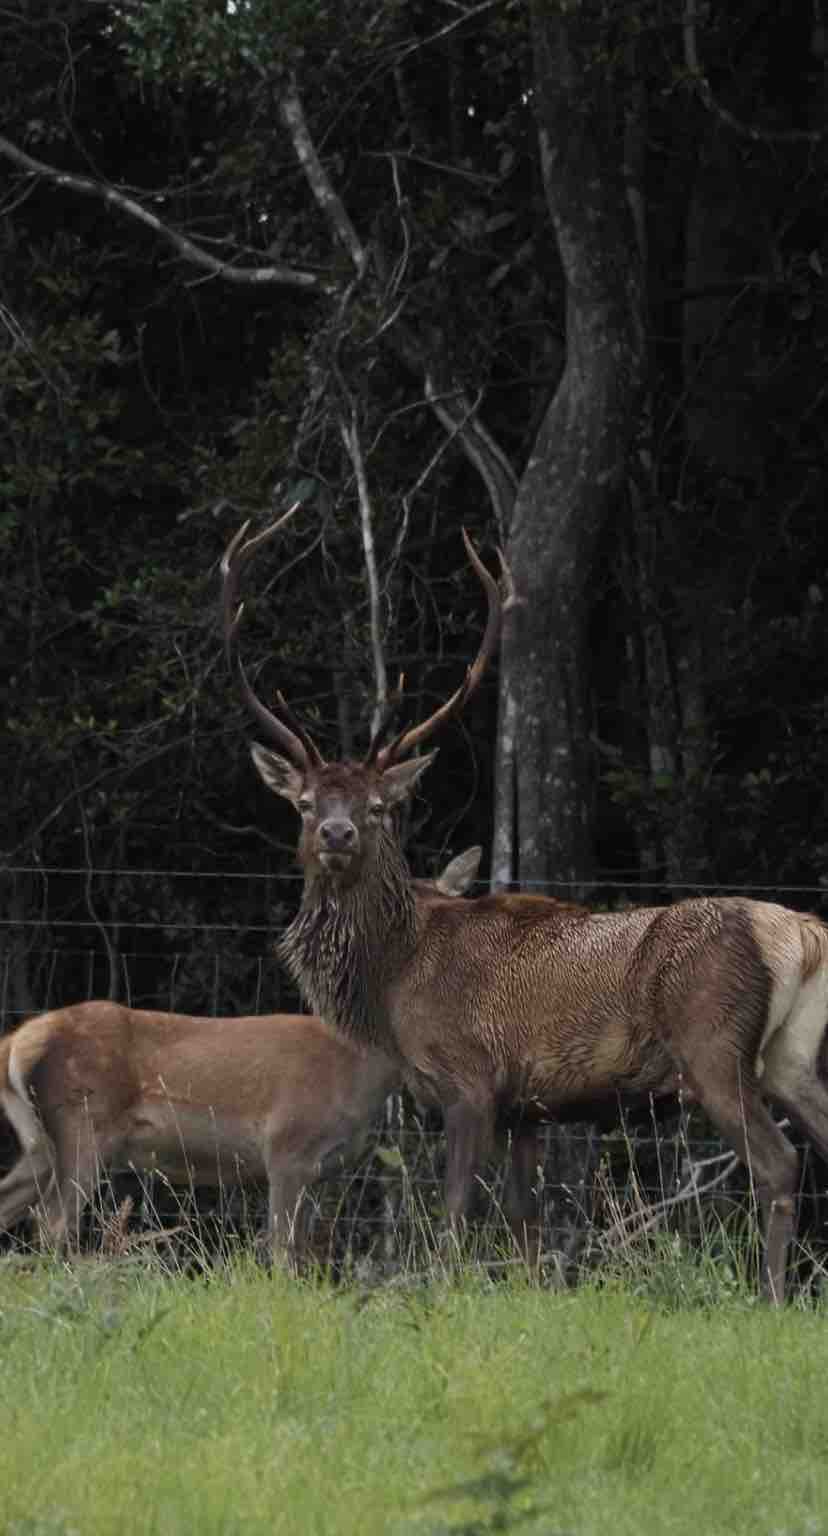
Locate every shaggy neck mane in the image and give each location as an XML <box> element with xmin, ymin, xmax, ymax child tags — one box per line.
<box><xmin>278</xmin><ymin>829</ymin><xmax>416</xmax><ymax>1046</ymax></box>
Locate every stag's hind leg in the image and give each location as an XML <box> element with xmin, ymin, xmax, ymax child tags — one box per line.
<box><xmin>762</xmin><ymin>1060</ymin><xmax>828</xmax><ymax>1166</ymax></box>
<box><xmin>776</xmin><ymin>1077</ymin><xmax>828</xmax><ymax>1164</ymax></box>
<box><xmin>679</xmin><ymin>1045</ymin><xmax>799</xmax><ymax>1304</ymax></box>
<box><xmin>760</xmin><ymin>974</ymin><xmax>828</xmax><ymax>1164</ymax></box>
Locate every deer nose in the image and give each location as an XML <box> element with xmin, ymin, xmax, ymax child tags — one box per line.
<box><xmin>319</xmin><ymin>818</ymin><xmax>358</xmax><ymax>851</ymax></box>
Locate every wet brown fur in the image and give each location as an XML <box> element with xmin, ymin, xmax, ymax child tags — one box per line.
<box><xmin>257</xmin><ymin>744</ymin><xmax>828</xmax><ymax>1299</ymax></box>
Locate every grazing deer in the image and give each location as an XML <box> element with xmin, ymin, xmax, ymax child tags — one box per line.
<box><xmin>223</xmin><ymin>510</ymin><xmax>828</xmax><ymax>1301</ymax></box>
<box><xmin>0</xmin><ymin>849</ymin><xmax>481</xmax><ymax>1259</ymax></box>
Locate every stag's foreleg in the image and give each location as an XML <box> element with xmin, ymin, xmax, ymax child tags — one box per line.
<box><xmin>443</xmin><ymin>1095</ymin><xmax>495</xmax><ymax>1250</ymax></box>
<box><xmin>501</xmin><ymin>1126</ymin><xmax>542</xmax><ymax>1268</ymax></box>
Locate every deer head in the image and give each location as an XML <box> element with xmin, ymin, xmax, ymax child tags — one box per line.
<box><xmin>221</xmin><ymin>508</ymin><xmax>506</xmax><ymax>891</ymax></box>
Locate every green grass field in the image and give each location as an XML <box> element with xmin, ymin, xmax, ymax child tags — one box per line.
<box><xmin>0</xmin><ymin>1253</ymin><xmax>827</xmax><ymax>1536</ymax></box>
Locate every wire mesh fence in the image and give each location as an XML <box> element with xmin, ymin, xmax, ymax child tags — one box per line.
<box><xmin>2</xmin><ymin>867</ymin><xmax>828</xmax><ymax>1282</ymax></box>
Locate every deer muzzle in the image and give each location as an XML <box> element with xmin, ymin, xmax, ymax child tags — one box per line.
<box><xmin>318</xmin><ymin>817</ymin><xmax>359</xmax><ymax>871</ymax></box>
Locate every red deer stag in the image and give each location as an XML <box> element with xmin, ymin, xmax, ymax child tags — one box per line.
<box><xmin>223</xmin><ymin>509</ymin><xmax>828</xmax><ymax>1302</ymax></box>
<box><xmin>0</xmin><ymin>848</ymin><xmax>480</xmax><ymax>1259</ymax></box>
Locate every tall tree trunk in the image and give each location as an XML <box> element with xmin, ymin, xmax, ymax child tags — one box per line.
<box><xmin>494</xmin><ymin>0</ymin><xmax>645</xmax><ymax>891</ymax></box>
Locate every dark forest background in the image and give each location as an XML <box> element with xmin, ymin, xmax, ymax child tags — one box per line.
<box><xmin>1</xmin><ymin>0</ymin><xmax>827</xmax><ymax>1037</ymax></box>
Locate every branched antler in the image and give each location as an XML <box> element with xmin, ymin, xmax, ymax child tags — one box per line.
<box><xmin>374</xmin><ymin>530</ymin><xmax>512</xmax><ymax>770</ymax></box>
<box><xmin>220</xmin><ymin>505</ymin><xmax>325</xmax><ymax>769</ymax></box>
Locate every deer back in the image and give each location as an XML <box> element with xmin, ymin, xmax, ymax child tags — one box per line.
<box><xmin>12</xmin><ymin>1002</ymin><xmax>394</xmax><ymax>1168</ymax></box>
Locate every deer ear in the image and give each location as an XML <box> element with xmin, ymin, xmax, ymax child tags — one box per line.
<box><xmin>381</xmin><ymin>750</ymin><xmax>439</xmax><ymax>807</ymax></box>
<box><xmin>436</xmin><ymin>845</ymin><xmax>482</xmax><ymax>896</ymax></box>
<box><xmin>250</xmin><ymin>743</ymin><xmax>306</xmax><ymax>806</ymax></box>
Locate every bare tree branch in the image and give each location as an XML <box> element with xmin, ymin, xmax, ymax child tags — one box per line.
<box><xmin>599</xmin><ymin>1145</ymin><xmax>741</xmax><ymax>1249</ymax></box>
<box><xmin>72</xmin><ymin>752</ymin><xmax>119</xmax><ymax>1003</ymax></box>
<box><xmin>0</xmin><ymin>133</ymin><xmax>332</xmax><ymax>291</ymax></box>
<box><xmin>2</xmin><ymin>735</ymin><xmax>197</xmax><ymax>862</ymax></box>
<box><xmin>682</xmin><ymin>0</ymin><xmax>826</xmax><ymax>144</ymax></box>
<box><xmin>279</xmin><ymin>72</ymin><xmax>519</xmax><ymax>548</ymax></box>
<box><xmin>423</xmin><ymin>374</ymin><xmax>517</xmax><ymax>544</ymax></box>
<box><xmin>340</xmin><ymin>407</ymin><xmax>388</xmax><ymax>735</ymax></box>
<box><xmin>278</xmin><ymin>75</ymin><xmax>369</xmax><ymax>275</ymax></box>
<box><xmin>279</xmin><ymin>67</ymin><xmax>518</xmax><ymax>751</ymax></box>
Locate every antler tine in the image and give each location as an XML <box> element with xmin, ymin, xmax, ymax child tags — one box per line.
<box><xmin>375</xmin><ymin>529</ymin><xmax>504</xmax><ymax>771</ymax></box>
<box><xmin>274</xmin><ymin>690</ymin><xmax>326</xmax><ymax>768</ymax></box>
<box><xmin>220</xmin><ymin>518</ymin><xmax>251</xmax><ymax>670</ymax></box>
<box><xmin>220</xmin><ymin>504</ymin><xmax>325</xmax><ymax>770</ymax></box>
<box><xmin>494</xmin><ymin>544</ymin><xmax>521</xmax><ymax>613</ymax></box>
<box><xmin>364</xmin><ymin>673</ymin><xmax>407</xmax><ymax>766</ymax></box>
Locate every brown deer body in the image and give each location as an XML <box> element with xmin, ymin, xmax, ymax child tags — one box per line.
<box><xmin>0</xmin><ymin>1003</ymin><xmax>395</xmax><ymax>1257</ymax></box>
<box><xmin>223</xmin><ymin>512</ymin><xmax>828</xmax><ymax>1300</ymax></box>
<box><xmin>351</xmin><ymin>887</ymin><xmax>828</xmax><ymax>1279</ymax></box>
<box><xmin>0</xmin><ymin>850</ymin><xmax>481</xmax><ymax>1258</ymax></box>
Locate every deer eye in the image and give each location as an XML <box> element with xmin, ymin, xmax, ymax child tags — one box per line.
<box><xmin>298</xmin><ymin>797</ymin><xmax>315</xmax><ymax>816</ymax></box>
<box><xmin>367</xmin><ymin>799</ymin><xmax>384</xmax><ymax>820</ymax></box>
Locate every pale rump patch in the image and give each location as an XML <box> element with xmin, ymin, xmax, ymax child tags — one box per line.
<box><xmin>754</xmin><ymin>909</ymin><xmax>828</xmax><ymax>1083</ymax></box>
<box><xmin>761</xmin><ymin>968</ymin><xmax>828</xmax><ymax>1098</ymax></box>
<box><xmin>756</xmin><ymin>969</ymin><xmax>801</xmax><ymax>1081</ymax></box>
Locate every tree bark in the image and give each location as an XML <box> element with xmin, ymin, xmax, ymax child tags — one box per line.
<box><xmin>494</xmin><ymin>0</ymin><xmax>645</xmax><ymax>890</ymax></box>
